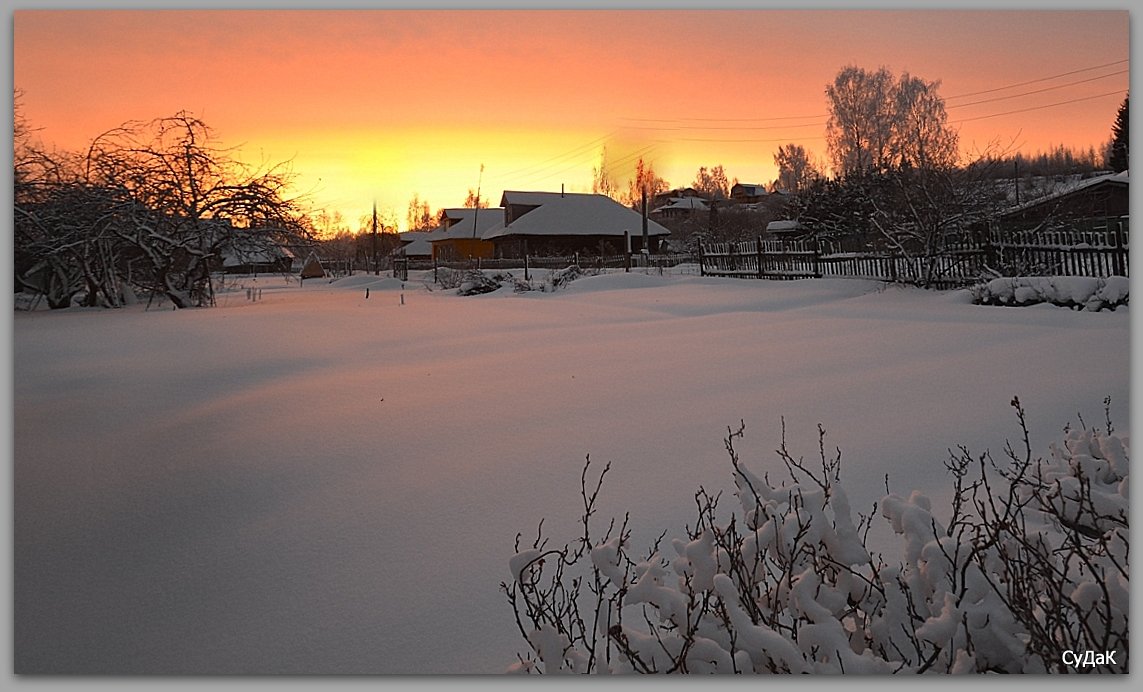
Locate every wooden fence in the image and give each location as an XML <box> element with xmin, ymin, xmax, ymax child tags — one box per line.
<box><xmin>700</xmin><ymin>220</ymin><xmax>1128</xmax><ymax>287</ymax></box>
<box><xmin>393</xmin><ymin>252</ymin><xmax>694</xmax><ymax>281</ymax></box>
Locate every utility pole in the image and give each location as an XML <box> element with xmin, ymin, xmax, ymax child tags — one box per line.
<box><xmin>472</xmin><ymin>163</ymin><xmax>484</xmax><ymax>239</ymax></box>
<box><xmin>641</xmin><ymin>188</ymin><xmax>649</xmax><ymax>256</ymax></box>
<box><xmin>372</xmin><ymin>200</ymin><xmax>379</xmax><ymax>275</ymax></box>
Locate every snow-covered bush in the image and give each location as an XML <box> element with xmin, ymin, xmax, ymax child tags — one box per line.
<box><xmin>970</xmin><ymin>276</ymin><xmax>1129</xmax><ymax>311</ymax></box>
<box><xmin>544</xmin><ymin>265</ymin><xmax>594</xmax><ymax>291</ymax></box>
<box><xmin>502</xmin><ymin>398</ymin><xmax>1129</xmax><ymax>674</ymax></box>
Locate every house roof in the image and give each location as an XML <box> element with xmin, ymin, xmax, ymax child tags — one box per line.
<box><xmin>396</xmin><ymin>232</ymin><xmax>440</xmax><ymax>257</ymax></box>
<box><xmin>433</xmin><ymin>208</ymin><xmax>505</xmax><ymax>240</ymax></box>
<box><xmin>732</xmin><ymin>183</ymin><xmax>768</xmax><ymax>196</ymax></box>
<box><xmin>1001</xmin><ymin>169</ymin><xmax>1128</xmax><ymax>217</ymax></box>
<box><xmin>220</xmin><ymin>242</ymin><xmax>295</xmax><ymax>267</ymax></box>
<box><xmin>652</xmin><ymin>197</ymin><xmax>709</xmax><ymax>213</ymax></box>
<box><xmin>767</xmin><ymin>219</ymin><xmax>805</xmax><ymax>233</ymax></box>
<box><xmin>485</xmin><ymin>191</ymin><xmax>670</xmax><ymax>240</ymax></box>
<box><xmin>399</xmin><ymin>227</ymin><xmax>447</xmax><ymax>242</ymax></box>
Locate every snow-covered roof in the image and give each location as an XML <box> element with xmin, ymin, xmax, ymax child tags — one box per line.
<box><xmin>652</xmin><ymin>197</ymin><xmax>709</xmax><ymax>213</ymax></box>
<box><xmin>733</xmin><ymin>183</ymin><xmax>768</xmax><ymax>196</ymax></box>
<box><xmin>399</xmin><ymin>227</ymin><xmax>446</xmax><ymax>242</ymax></box>
<box><xmin>434</xmin><ymin>208</ymin><xmax>505</xmax><ymax>240</ymax></box>
<box><xmin>1002</xmin><ymin>169</ymin><xmax>1128</xmax><ymax>216</ymax></box>
<box><xmin>220</xmin><ymin>243</ymin><xmax>295</xmax><ymax>267</ymax></box>
<box><xmin>767</xmin><ymin>219</ymin><xmax>805</xmax><ymax>233</ymax></box>
<box><xmin>397</xmin><ymin>235</ymin><xmax>435</xmax><ymax>257</ymax></box>
<box><xmin>484</xmin><ymin>191</ymin><xmax>670</xmax><ymax>240</ymax></box>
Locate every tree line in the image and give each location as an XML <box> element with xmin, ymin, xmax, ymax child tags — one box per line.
<box><xmin>15</xmin><ymin>68</ymin><xmax>1127</xmax><ymax>306</ymax></box>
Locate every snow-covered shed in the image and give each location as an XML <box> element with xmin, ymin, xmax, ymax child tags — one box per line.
<box><xmin>484</xmin><ymin>191</ymin><xmax>670</xmax><ymax>258</ymax></box>
<box><xmin>766</xmin><ymin>219</ymin><xmax>808</xmax><ymax>238</ymax></box>
<box><xmin>299</xmin><ymin>252</ymin><xmax>325</xmax><ymax>279</ymax></box>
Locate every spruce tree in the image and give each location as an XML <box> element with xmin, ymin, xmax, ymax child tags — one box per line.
<box><xmin>1108</xmin><ymin>94</ymin><xmax>1128</xmax><ymax>172</ymax></box>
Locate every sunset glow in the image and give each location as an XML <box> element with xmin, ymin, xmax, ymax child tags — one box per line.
<box><xmin>13</xmin><ymin>8</ymin><xmax>1130</xmax><ymax>231</ymax></box>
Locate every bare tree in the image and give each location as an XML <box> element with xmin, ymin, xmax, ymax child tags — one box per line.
<box><xmin>825</xmin><ymin>65</ymin><xmax>897</xmax><ymax>177</ymax></box>
<box><xmin>772</xmin><ymin>144</ymin><xmax>822</xmax><ymax>194</ymax></box>
<box><xmin>826</xmin><ymin>65</ymin><xmax>958</xmax><ymax>178</ymax></box>
<box><xmin>592</xmin><ymin>146</ymin><xmax>620</xmax><ymax>201</ymax></box>
<box><xmin>81</xmin><ymin>112</ymin><xmax>310</xmax><ymax>308</ymax></box>
<box><xmin>891</xmin><ymin>72</ymin><xmax>959</xmax><ymax>170</ymax></box>
<box><xmin>464</xmin><ymin>188</ymin><xmax>488</xmax><ymax>209</ymax></box>
<box><xmin>406</xmin><ymin>193</ymin><xmax>435</xmax><ymax>231</ymax></box>
<box><xmin>621</xmin><ymin>157</ymin><xmax>669</xmax><ymax>209</ymax></box>
<box><xmin>692</xmin><ymin>165</ymin><xmax>730</xmax><ymax>199</ymax></box>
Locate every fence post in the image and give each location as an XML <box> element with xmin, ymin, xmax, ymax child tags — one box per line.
<box><xmin>624</xmin><ymin>231</ymin><xmax>631</xmax><ymax>273</ymax></box>
<box><xmin>524</xmin><ymin>239</ymin><xmax>530</xmax><ymax>281</ymax></box>
<box><xmin>698</xmin><ymin>243</ymin><xmax>705</xmax><ymax>276</ymax></box>
<box><xmin>813</xmin><ymin>239</ymin><xmax>821</xmax><ymax>278</ymax></box>
<box><xmin>1113</xmin><ymin>218</ymin><xmax>1126</xmax><ymax>276</ymax></box>
<box><xmin>756</xmin><ymin>235</ymin><xmax>764</xmax><ymax>279</ymax></box>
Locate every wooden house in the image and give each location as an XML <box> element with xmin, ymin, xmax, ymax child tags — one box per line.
<box><xmin>484</xmin><ymin>191</ymin><xmax>671</xmax><ymax>258</ymax></box>
<box><xmin>995</xmin><ymin>170</ymin><xmax>1129</xmax><ymax>233</ymax></box>
<box><xmin>730</xmin><ymin>183</ymin><xmax>769</xmax><ymax>204</ymax></box>
<box><xmin>429</xmin><ymin>208</ymin><xmax>503</xmax><ymax>261</ymax></box>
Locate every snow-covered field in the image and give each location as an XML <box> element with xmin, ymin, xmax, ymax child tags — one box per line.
<box><xmin>12</xmin><ymin>268</ymin><xmax>1130</xmax><ymax>674</ymax></box>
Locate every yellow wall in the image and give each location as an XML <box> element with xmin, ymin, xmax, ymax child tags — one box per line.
<box><xmin>433</xmin><ymin>238</ymin><xmax>494</xmax><ymax>260</ymax></box>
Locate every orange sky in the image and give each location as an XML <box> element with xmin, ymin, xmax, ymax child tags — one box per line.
<box><xmin>13</xmin><ymin>8</ymin><xmax>1130</xmax><ymax>232</ymax></box>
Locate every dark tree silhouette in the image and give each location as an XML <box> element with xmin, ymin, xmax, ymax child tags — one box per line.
<box><xmin>1108</xmin><ymin>94</ymin><xmax>1129</xmax><ymax>173</ymax></box>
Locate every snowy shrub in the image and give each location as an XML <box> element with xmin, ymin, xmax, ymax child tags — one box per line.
<box><xmin>970</xmin><ymin>276</ymin><xmax>1129</xmax><ymax>311</ymax></box>
<box><xmin>503</xmin><ymin>398</ymin><xmax>1129</xmax><ymax>674</ymax></box>
<box><xmin>544</xmin><ymin>265</ymin><xmax>594</xmax><ymax>292</ymax></box>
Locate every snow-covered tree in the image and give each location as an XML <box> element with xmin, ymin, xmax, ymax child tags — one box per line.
<box><xmin>79</xmin><ymin>112</ymin><xmax>309</xmax><ymax>308</ymax></box>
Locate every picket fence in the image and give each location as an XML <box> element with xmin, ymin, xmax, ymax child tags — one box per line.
<box><xmin>699</xmin><ymin>220</ymin><xmax>1128</xmax><ymax>288</ymax></box>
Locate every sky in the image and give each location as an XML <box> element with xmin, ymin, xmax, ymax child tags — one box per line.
<box><xmin>12</xmin><ymin>6</ymin><xmax>1131</xmax><ymax>232</ymax></box>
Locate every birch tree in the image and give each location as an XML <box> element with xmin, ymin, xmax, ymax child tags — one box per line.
<box><xmin>825</xmin><ymin>66</ymin><xmax>958</xmax><ymax>177</ymax></box>
<box><xmin>772</xmin><ymin>144</ymin><xmax>822</xmax><ymax>193</ymax></box>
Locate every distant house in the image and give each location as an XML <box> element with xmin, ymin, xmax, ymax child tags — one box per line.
<box><xmin>650</xmin><ymin>195</ymin><xmax>710</xmax><ymax>220</ymax></box>
<box><xmin>730</xmin><ymin>183</ymin><xmax>769</xmax><ymax>204</ymax></box>
<box><xmin>483</xmin><ymin>191</ymin><xmax>671</xmax><ymax>258</ymax></box>
<box><xmin>651</xmin><ymin>187</ymin><xmax>704</xmax><ymax>209</ymax></box>
<box><xmin>396</xmin><ymin>227</ymin><xmax>446</xmax><ymax>259</ymax></box>
<box><xmin>430</xmin><ymin>208</ymin><xmax>503</xmax><ymax>260</ymax></box>
<box><xmin>995</xmin><ymin>170</ymin><xmax>1129</xmax><ymax>233</ymax></box>
<box><xmin>220</xmin><ymin>241</ymin><xmax>294</xmax><ymax>275</ymax></box>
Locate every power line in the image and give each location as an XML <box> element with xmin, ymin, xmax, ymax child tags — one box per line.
<box><xmin>950</xmin><ymin>89</ymin><xmax>1125</xmax><ymax>124</ymax></box>
<box><xmin>616</xmin><ymin>58</ymin><xmax>1128</xmax><ymax>127</ymax></box>
<box><xmin>492</xmin><ymin>131</ymin><xmax>618</xmax><ymax>179</ymax></box>
<box><xmin>948</xmin><ymin>69</ymin><xmax>1127</xmax><ymax>110</ymax></box>
<box><xmin>944</xmin><ymin>58</ymin><xmax>1128</xmax><ymax>100</ymax></box>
